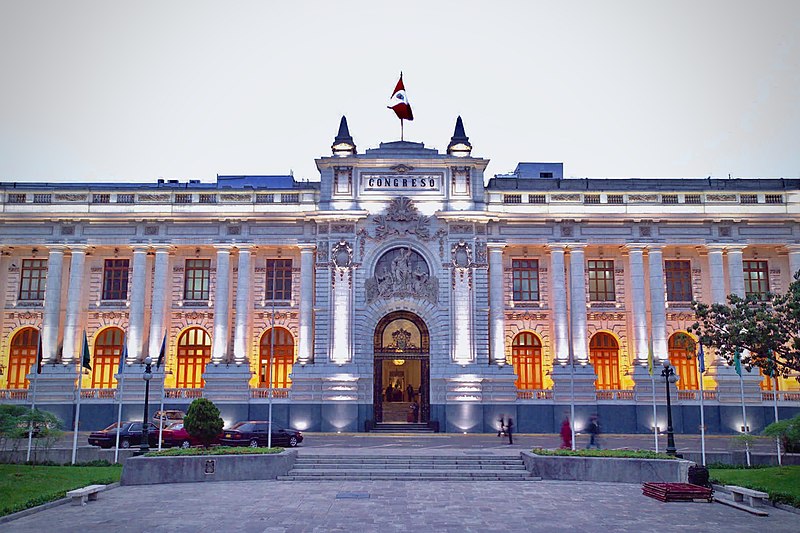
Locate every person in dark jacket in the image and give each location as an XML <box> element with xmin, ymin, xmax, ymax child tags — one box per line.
<box><xmin>497</xmin><ymin>415</ymin><xmax>505</xmax><ymax>437</ymax></box>
<box><xmin>587</xmin><ymin>415</ymin><xmax>601</xmax><ymax>449</ymax></box>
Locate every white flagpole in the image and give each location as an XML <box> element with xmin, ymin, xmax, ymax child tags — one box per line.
<box><xmin>114</xmin><ymin>371</ymin><xmax>125</xmax><ymax>463</ymax></box>
<box><xmin>267</xmin><ymin>262</ymin><xmax>276</xmax><ymax>449</ymax></box>
<box><xmin>651</xmin><ymin>371</ymin><xmax>659</xmax><ymax>454</ymax></box>
<box><xmin>157</xmin><ymin>374</ymin><xmax>165</xmax><ymax>451</ymax></box>
<box><xmin>698</xmin><ymin>366</ymin><xmax>707</xmax><ymax>466</ymax></box>
<box><xmin>738</xmin><ymin>371</ymin><xmax>751</xmax><ymax>466</ymax></box>
<box><xmin>71</xmin><ymin>362</ymin><xmax>84</xmax><ymax>465</ymax></box>
<box><xmin>26</xmin><ymin>364</ymin><xmax>39</xmax><ymax>462</ymax></box>
<box><xmin>773</xmin><ymin>376</ymin><xmax>781</xmax><ymax>466</ymax></box>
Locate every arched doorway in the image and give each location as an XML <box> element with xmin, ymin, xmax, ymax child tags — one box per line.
<box><xmin>176</xmin><ymin>327</ymin><xmax>211</xmax><ymax>388</ymax></box>
<box><xmin>511</xmin><ymin>332</ymin><xmax>544</xmax><ymax>390</ymax></box>
<box><xmin>373</xmin><ymin>311</ymin><xmax>430</xmax><ymax>423</ymax></box>
<box><xmin>259</xmin><ymin>327</ymin><xmax>295</xmax><ymax>388</ymax></box>
<box><xmin>589</xmin><ymin>332</ymin><xmax>620</xmax><ymax>390</ymax></box>
<box><xmin>7</xmin><ymin>327</ymin><xmax>39</xmax><ymax>389</ymax></box>
<box><xmin>668</xmin><ymin>332</ymin><xmax>699</xmax><ymax>390</ymax></box>
<box><xmin>92</xmin><ymin>327</ymin><xmax>124</xmax><ymax>388</ymax></box>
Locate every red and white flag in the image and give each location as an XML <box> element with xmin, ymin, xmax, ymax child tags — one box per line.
<box><xmin>388</xmin><ymin>73</ymin><xmax>413</xmax><ymax>121</ymax></box>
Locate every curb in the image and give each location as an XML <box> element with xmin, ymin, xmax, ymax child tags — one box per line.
<box><xmin>0</xmin><ymin>482</ymin><xmax>120</xmax><ymax>524</ymax></box>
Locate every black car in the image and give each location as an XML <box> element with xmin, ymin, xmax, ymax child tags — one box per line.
<box><xmin>220</xmin><ymin>421</ymin><xmax>303</xmax><ymax>447</ymax></box>
<box><xmin>87</xmin><ymin>421</ymin><xmax>160</xmax><ymax>449</ymax></box>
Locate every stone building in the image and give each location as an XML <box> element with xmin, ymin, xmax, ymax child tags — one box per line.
<box><xmin>1</xmin><ymin>116</ymin><xmax>798</xmax><ymax>434</ymax></box>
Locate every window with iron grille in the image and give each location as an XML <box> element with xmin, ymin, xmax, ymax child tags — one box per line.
<box><xmin>528</xmin><ymin>194</ymin><xmax>546</xmax><ymax>204</ymax></box>
<box><xmin>92</xmin><ymin>193</ymin><xmax>110</xmax><ymax>203</ymax></box>
<box><xmin>740</xmin><ymin>194</ymin><xmax>758</xmax><ymax>204</ymax></box>
<box><xmin>199</xmin><ymin>194</ymin><xmax>217</xmax><ymax>204</ymax></box>
<box><xmin>664</xmin><ymin>260</ymin><xmax>692</xmax><ymax>302</ymax></box>
<box><xmin>584</xmin><ymin>194</ymin><xmax>600</xmax><ymax>205</ymax></box>
<box><xmin>102</xmin><ymin>258</ymin><xmax>130</xmax><ymax>300</ymax></box>
<box><xmin>256</xmin><ymin>193</ymin><xmax>275</xmax><ymax>203</ymax></box>
<box><xmin>8</xmin><ymin>193</ymin><xmax>26</xmax><ymax>203</ymax></box>
<box><xmin>588</xmin><ymin>260</ymin><xmax>615</xmax><ymax>301</ymax></box>
<box><xmin>684</xmin><ymin>194</ymin><xmax>702</xmax><ymax>204</ymax></box>
<box><xmin>503</xmin><ymin>194</ymin><xmax>522</xmax><ymax>204</ymax></box>
<box><xmin>116</xmin><ymin>193</ymin><xmax>135</xmax><ymax>203</ymax></box>
<box><xmin>19</xmin><ymin>259</ymin><xmax>47</xmax><ymax>300</ymax></box>
<box><xmin>265</xmin><ymin>259</ymin><xmax>293</xmax><ymax>300</ymax></box>
<box><xmin>32</xmin><ymin>194</ymin><xmax>51</xmax><ymax>203</ymax></box>
<box><xmin>743</xmin><ymin>260</ymin><xmax>769</xmax><ymax>300</ymax></box>
<box><xmin>661</xmin><ymin>194</ymin><xmax>678</xmax><ymax>204</ymax></box>
<box><xmin>183</xmin><ymin>259</ymin><xmax>211</xmax><ymax>300</ymax></box>
<box><xmin>765</xmin><ymin>194</ymin><xmax>784</xmax><ymax>204</ymax></box>
<box><xmin>607</xmin><ymin>194</ymin><xmax>624</xmax><ymax>204</ymax></box>
<box><xmin>280</xmin><ymin>193</ymin><xmax>299</xmax><ymax>203</ymax></box>
<box><xmin>175</xmin><ymin>193</ymin><xmax>193</xmax><ymax>204</ymax></box>
<box><xmin>512</xmin><ymin>259</ymin><xmax>539</xmax><ymax>301</ymax></box>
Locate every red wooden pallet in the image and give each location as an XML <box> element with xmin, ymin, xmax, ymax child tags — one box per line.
<box><xmin>642</xmin><ymin>482</ymin><xmax>713</xmax><ymax>502</ymax></box>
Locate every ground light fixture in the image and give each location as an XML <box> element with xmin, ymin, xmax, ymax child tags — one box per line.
<box><xmin>140</xmin><ymin>356</ymin><xmax>153</xmax><ymax>454</ymax></box>
<box><xmin>661</xmin><ymin>360</ymin><xmax>679</xmax><ymax>456</ymax></box>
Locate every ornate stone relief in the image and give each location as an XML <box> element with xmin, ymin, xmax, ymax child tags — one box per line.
<box><xmin>707</xmin><ymin>194</ymin><xmax>737</xmax><ymax>202</ymax></box>
<box><xmin>331</xmin><ymin>240</ymin><xmax>353</xmax><ymax>269</ymax></box>
<box><xmin>369</xmin><ymin>196</ymin><xmax>437</xmax><ymax>242</ymax></box>
<box><xmin>55</xmin><ymin>194</ymin><xmax>87</xmax><ymax>202</ymax></box>
<box><xmin>316</xmin><ymin>240</ymin><xmax>329</xmax><ymax>265</ymax></box>
<box><xmin>138</xmin><ymin>193</ymin><xmax>170</xmax><ymax>202</ymax></box>
<box><xmin>365</xmin><ymin>247</ymin><xmax>438</xmax><ymax>304</ymax></box>
<box><xmin>390</xmin><ymin>164</ymin><xmax>414</xmax><ymax>173</ymax></box>
<box><xmin>449</xmin><ymin>224</ymin><xmax>473</xmax><ymax>234</ymax></box>
<box><xmin>331</xmin><ymin>223</ymin><xmax>354</xmax><ymax>234</ymax></box>
<box><xmin>628</xmin><ymin>194</ymin><xmax>658</xmax><ymax>203</ymax></box>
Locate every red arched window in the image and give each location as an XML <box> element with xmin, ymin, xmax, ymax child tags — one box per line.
<box><xmin>668</xmin><ymin>333</ymin><xmax>698</xmax><ymax>390</ymax></box>
<box><xmin>259</xmin><ymin>327</ymin><xmax>295</xmax><ymax>388</ymax></box>
<box><xmin>590</xmin><ymin>332</ymin><xmax>620</xmax><ymax>390</ymax></box>
<box><xmin>176</xmin><ymin>328</ymin><xmax>211</xmax><ymax>388</ymax></box>
<box><xmin>7</xmin><ymin>328</ymin><xmax>39</xmax><ymax>389</ymax></box>
<box><xmin>92</xmin><ymin>327</ymin><xmax>124</xmax><ymax>388</ymax></box>
<box><xmin>512</xmin><ymin>332</ymin><xmax>543</xmax><ymax>389</ymax></box>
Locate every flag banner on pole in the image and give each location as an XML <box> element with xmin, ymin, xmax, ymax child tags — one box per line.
<box><xmin>118</xmin><ymin>337</ymin><xmax>127</xmax><ymax>375</ymax></box>
<box><xmin>36</xmin><ymin>333</ymin><xmax>43</xmax><ymax>374</ymax></box>
<box><xmin>388</xmin><ymin>73</ymin><xmax>413</xmax><ymax>121</ymax></box>
<box><xmin>734</xmin><ymin>348</ymin><xmax>742</xmax><ymax>376</ymax></box>
<box><xmin>698</xmin><ymin>342</ymin><xmax>706</xmax><ymax>374</ymax></box>
<box><xmin>647</xmin><ymin>340</ymin><xmax>654</xmax><ymax>376</ymax></box>
<box><xmin>156</xmin><ymin>334</ymin><xmax>166</xmax><ymax>369</ymax></box>
<box><xmin>767</xmin><ymin>348</ymin><xmax>774</xmax><ymax>378</ymax></box>
<box><xmin>81</xmin><ymin>331</ymin><xmax>92</xmax><ymax>371</ymax></box>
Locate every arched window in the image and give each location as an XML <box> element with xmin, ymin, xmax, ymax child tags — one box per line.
<box><xmin>259</xmin><ymin>327</ymin><xmax>295</xmax><ymax>388</ymax></box>
<box><xmin>760</xmin><ymin>369</ymin><xmax>779</xmax><ymax>391</ymax></box>
<box><xmin>92</xmin><ymin>327</ymin><xmax>124</xmax><ymax>388</ymax></box>
<box><xmin>7</xmin><ymin>328</ymin><xmax>39</xmax><ymax>389</ymax></box>
<box><xmin>511</xmin><ymin>332</ymin><xmax>543</xmax><ymax>390</ymax></box>
<box><xmin>589</xmin><ymin>332</ymin><xmax>620</xmax><ymax>390</ymax></box>
<box><xmin>176</xmin><ymin>328</ymin><xmax>211</xmax><ymax>388</ymax></box>
<box><xmin>668</xmin><ymin>332</ymin><xmax>698</xmax><ymax>390</ymax></box>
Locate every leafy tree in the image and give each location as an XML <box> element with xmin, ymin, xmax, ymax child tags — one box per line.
<box><xmin>764</xmin><ymin>414</ymin><xmax>800</xmax><ymax>454</ymax></box>
<box><xmin>689</xmin><ymin>273</ymin><xmax>800</xmax><ymax>380</ymax></box>
<box><xmin>183</xmin><ymin>398</ymin><xmax>223</xmax><ymax>448</ymax></box>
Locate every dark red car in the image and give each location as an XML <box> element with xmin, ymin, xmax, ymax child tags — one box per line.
<box><xmin>159</xmin><ymin>422</ymin><xmax>220</xmax><ymax>448</ymax></box>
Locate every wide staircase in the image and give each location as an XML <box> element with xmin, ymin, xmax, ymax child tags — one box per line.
<box><xmin>278</xmin><ymin>452</ymin><xmax>540</xmax><ymax>481</ymax></box>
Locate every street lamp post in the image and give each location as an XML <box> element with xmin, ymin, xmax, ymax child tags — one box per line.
<box><xmin>661</xmin><ymin>360</ymin><xmax>679</xmax><ymax>456</ymax></box>
<box><xmin>140</xmin><ymin>356</ymin><xmax>153</xmax><ymax>454</ymax></box>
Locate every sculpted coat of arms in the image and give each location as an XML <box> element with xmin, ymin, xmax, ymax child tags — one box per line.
<box><xmin>365</xmin><ymin>247</ymin><xmax>439</xmax><ymax>304</ymax></box>
<box><xmin>372</xmin><ymin>196</ymin><xmax>432</xmax><ymax>241</ymax></box>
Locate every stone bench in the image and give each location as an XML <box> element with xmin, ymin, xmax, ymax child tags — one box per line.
<box><xmin>727</xmin><ymin>485</ymin><xmax>770</xmax><ymax>507</ymax></box>
<box><xmin>66</xmin><ymin>484</ymin><xmax>106</xmax><ymax>506</ymax></box>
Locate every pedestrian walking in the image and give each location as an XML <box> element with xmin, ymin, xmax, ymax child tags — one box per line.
<box><xmin>497</xmin><ymin>415</ymin><xmax>505</xmax><ymax>437</ymax></box>
<box><xmin>587</xmin><ymin>414</ymin><xmax>601</xmax><ymax>449</ymax></box>
<box><xmin>506</xmin><ymin>417</ymin><xmax>514</xmax><ymax>445</ymax></box>
<box><xmin>560</xmin><ymin>416</ymin><xmax>572</xmax><ymax>449</ymax></box>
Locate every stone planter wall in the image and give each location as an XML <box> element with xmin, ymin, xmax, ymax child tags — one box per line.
<box><xmin>121</xmin><ymin>450</ymin><xmax>297</xmax><ymax>485</ymax></box>
<box><xmin>521</xmin><ymin>451</ymin><xmax>691</xmax><ymax>483</ymax></box>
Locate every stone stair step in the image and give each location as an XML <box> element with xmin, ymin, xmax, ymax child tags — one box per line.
<box><xmin>292</xmin><ymin>463</ymin><xmax>527</xmax><ymax>470</ymax></box>
<box><xmin>278</xmin><ymin>475</ymin><xmax>540</xmax><ymax>481</ymax></box>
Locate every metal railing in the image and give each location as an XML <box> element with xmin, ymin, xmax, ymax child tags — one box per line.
<box><xmin>516</xmin><ymin>389</ymin><xmax>553</xmax><ymax>400</ymax></box>
<box><xmin>250</xmin><ymin>388</ymin><xmax>290</xmax><ymax>399</ymax></box>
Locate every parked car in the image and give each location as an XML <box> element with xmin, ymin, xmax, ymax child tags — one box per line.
<box><xmin>220</xmin><ymin>421</ymin><xmax>303</xmax><ymax>447</ymax></box>
<box><xmin>160</xmin><ymin>422</ymin><xmax>221</xmax><ymax>448</ymax></box>
<box><xmin>153</xmin><ymin>410</ymin><xmax>185</xmax><ymax>428</ymax></box>
<box><xmin>87</xmin><ymin>421</ymin><xmax>159</xmax><ymax>449</ymax></box>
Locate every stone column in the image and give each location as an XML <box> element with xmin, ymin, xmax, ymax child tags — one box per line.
<box><xmin>787</xmin><ymin>245</ymin><xmax>800</xmax><ymax>280</ymax></box>
<box><xmin>626</xmin><ymin>245</ymin><xmax>649</xmax><ymax>365</ymax></box>
<box><xmin>297</xmin><ymin>243</ymin><xmax>315</xmax><ymax>365</ymax></box>
<box><xmin>548</xmin><ymin>245</ymin><xmax>569</xmax><ymax>364</ymax></box>
<box><xmin>41</xmin><ymin>246</ymin><xmax>65</xmax><ymax>364</ymax></box>
<box><xmin>61</xmin><ymin>246</ymin><xmax>87</xmax><ymax>364</ymax></box>
<box><xmin>707</xmin><ymin>245</ymin><xmax>727</xmax><ymax>304</ymax></box>
<box><xmin>232</xmin><ymin>245</ymin><xmax>252</xmax><ymax>364</ymax></box>
<box><xmin>487</xmin><ymin>243</ymin><xmax>506</xmax><ymax>366</ymax></box>
<box><xmin>126</xmin><ymin>246</ymin><xmax>148</xmax><ymax>363</ymax></box>
<box><xmin>147</xmin><ymin>246</ymin><xmax>171</xmax><ymax>361</ymax></box>
<box><xmin>648</xmin><ymin>246</ymin><xmax>668</xmax><ymax>361</ymax></box>
<box><xmin>211</xmin><ymin>245</ymin><xmax>232</xmax><ymax>363</ymax></box>
<box><xmin>726</xmin><ymin>245</ymin><xmax>746</xmax><ymax>298</ymax></box>
<box><xmin>568</xmin><ymin>245</ymin><xmax>588</xmax><ymax>363</ymax></box>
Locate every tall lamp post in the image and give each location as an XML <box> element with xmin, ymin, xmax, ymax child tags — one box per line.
<box><xmin>661</xmin><ymin>360</ymin><xmax>679</xmax><ymax>456</ymax></box>
<box><xmin>140</xmin><ymin>356</ymin><xmax>153</xmax><ymax>454</ymax></box>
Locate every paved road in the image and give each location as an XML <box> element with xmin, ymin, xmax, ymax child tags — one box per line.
<box><xmin>5</xmin><ymin>478</ymin><xmax>798</xmax><ymax>533</ymax></box>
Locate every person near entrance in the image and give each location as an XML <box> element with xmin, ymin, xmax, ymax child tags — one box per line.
<box><xmin>586</xmin><ymin>415</ymin><xmax>601</xmax><ymax>449</ymax></box>
<box><xmin>560</xmin><ymin>416</ymin><xmax>572</xmax><ymax>449</ymax></box>
<box><xmin>406</xmin><ymin>384</ymin><xmax>414</xmax><ymax>402</ymax></box>
<box><xmin>412</xmin><ymin>401</ymin><xmax>419</xmax><ymax>422</ymax></box>
<box><xmin>385</xmin><ymin>384</ymin><xmax>393</xmax><ymax>403</ymax></box>
<box><xmin>505</xmin><ymin>417</ymin><xmax>514</xmax><ymax>445</ymax></box>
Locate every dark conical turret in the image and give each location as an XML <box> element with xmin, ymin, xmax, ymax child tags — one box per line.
<box><xmin>332</xmin><ymin>115</ymin><xmax>356</xmax><ymax>156</ymax></box>
<box><xmin>447</xmin><ymin>115</ymin><xmax>472</xmax><ymax>157</ymax></box>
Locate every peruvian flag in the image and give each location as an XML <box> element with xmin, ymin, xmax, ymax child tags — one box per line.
<box><xmin>388</xmin><ymin>73</ymin><xmax>414</xmax><ymax>121</ymax></box>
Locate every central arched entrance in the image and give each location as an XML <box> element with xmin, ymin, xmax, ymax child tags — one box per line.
<box><xmin>373</xmin><ymin>311</ymin><xmax>430</xmax><ymax>423</ymax></box>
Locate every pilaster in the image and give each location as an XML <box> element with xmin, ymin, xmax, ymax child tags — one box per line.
<box><xmin>487</xmin><ymin>242</ymin><xmax>506</xmax><ymax>366</ymax></box>
<box><xmin>61</xmin><ymin>245</ymin><xmax>87</xmax><ymax>364</ymax></box>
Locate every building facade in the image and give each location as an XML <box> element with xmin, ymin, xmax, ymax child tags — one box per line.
<box><xmin>1</xmin><ymin>117</ymin><xmax>799</xmax><ymax>434</ymax></box>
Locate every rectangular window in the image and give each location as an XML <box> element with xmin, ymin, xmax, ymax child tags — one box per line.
<box><xmin>33</xmin><ymin>194</ymin><xmax>51</xmax><ymax>204</ymax></box>
<box><xmin>102</xmin><ymin>259</ymin><xmax>130</xmax><ymax>300</ymax></box>
<box><xmin>199</xmin><ymin>194</ymin><xmax>217</xmax><ymax>204</ymax></box>
<box><xmin>661</xmin><ymin>194</ymin><xmax>678</xmax><ymax>204</ymax></box>
<box><xmin>280</xmin><ymin>193</ymin><xmax>299</xmax><ymax>203</ymax></box>
<box><xmin>255</xmin><ymin>193</ymin><xmax>275</xmax><ymax>203</ymax></box>
<box><xmin>116</xmin><ymin>193</ymin><xmax>135</xmax><ymax>204</ymax></box>
<box><xmin>184</xmin><ymin>259</ymin><xmax>211</xmax><ymax>300</ymax></box>
<box><xmin>584</xmin><ymin>194</ymin><xmax>600</xmax><ymax>204</ymax></box>
<box><xmin>92</xmin><ymin>193</ymin><xmax>111</xmax><ymax>203</ymax></box>
<box><xmin>743</xmin><ymin>260</ymin><xmax>770</xmax><ymax>300</ymax></box>
<box><xmin>265</xmin><ymin>259</ymin><xmax>293</xmax><ymax>300</ymax></box>
<box><xmin>19</xmin><ymin>259</ymin><xmax>48</xmax><ymax>300</ymax></box>
<box><xmin>607</xmin><ymin>194</ymin><xmax>624</xmax><ymax>204</ymax></box>
<box><xmin>8</xmin><ymin>193</ymin><xmax>26</xmax><ymax>203</ymax></box>
<box><xmin>503</xmin><ymin>194</ymin><xmax>522</xmax><ymax>204</ymax></box>
<box><xmin>684</xmin><ymin>194</ymin><xmax>702</xmax><ymax>204</ymax></box>
<box><xmin>740</xmin><ymin>194</ymin><xmax>758</xmax><ymax>204</ymax></box>
<box><xmin>174</xmin><ymin>193</ymin><xmax>193</xmax><ymax>204</ymax></box>
<box><xmin>664</xmin><ymin>260</ymin><xmax>693</xmax><ymax>302</ymax></box>
<box><xmin>765</xmin><ymin>194</ymin><xmax>784</xmax><ymax>204</ymax></box>
<box><xmin>512</xmin><ymin>259</ymin><xmax>540</xmax><ymax>301</ymax></box>
<box><xmin>588</xmin><ymin>260</ymin><xmax>615</xmax><ymax>301</ymax></box>
<box><xmin>528</xmin><ymin>194</ymin><xmax>546</xmax><ymax>204</ymax></box>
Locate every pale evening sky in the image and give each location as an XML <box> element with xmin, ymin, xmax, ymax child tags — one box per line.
<box><xmin>0</xmin><ymin>0</ymin><xmax>798</xmax><ymax>184</ymax></box>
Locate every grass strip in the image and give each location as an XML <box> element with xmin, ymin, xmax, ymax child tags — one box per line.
<box><xmin>709</xmin><ymin>465</ymin><xmax>800</xmax><ymax>508</ymax></box>
<box><xmin>145</xmin><ymin>446</ymin><xmax>284</xmax><ymax>457</ymax></box>
<box><xmin>532</xmin><ymin>448</ymin><xmax>677</xmax><ymax>459</ymax></box>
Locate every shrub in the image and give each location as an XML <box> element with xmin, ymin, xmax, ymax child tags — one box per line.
<box><xmin>763</xmin><ymin>414</ymin><xmax>800</xmax><ymax>453</ymax></box>
<box><xmin>183</xmin><ymin>398</ymin><xmax>223</xmax><ymax>448</ymax></box>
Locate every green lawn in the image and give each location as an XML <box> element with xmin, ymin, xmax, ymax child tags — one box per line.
<box><xmin>709</xmin><ymin>465</ymin><xmax>800</xmax><ymax>507</ymax></box>
<box><xmin>0</xmin><ymin>464</ymin><xmax>122</xmax><ymax>517</ymax></box>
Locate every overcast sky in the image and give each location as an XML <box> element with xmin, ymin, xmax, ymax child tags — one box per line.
<box><xmin>1</xmin><ymin>1</ymin><xmax>798</xmax><ymax>184</ymax></box>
